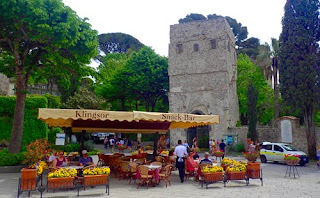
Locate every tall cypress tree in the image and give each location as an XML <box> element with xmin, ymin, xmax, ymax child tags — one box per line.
<box><xmin>247</xmin><ymin>83</ymin><xmax>258</xmax><ymax>142</ymax></box>
<box><xmin>279</xmin><ymin>0</ymin><xmax>320</xmax><ymax>158</ymax></box>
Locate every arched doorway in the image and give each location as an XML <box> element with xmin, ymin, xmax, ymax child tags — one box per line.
<box><xmin>187</xmin><ymin>111</ymin><xmax>210</xmax><ymax>148</ymax></box>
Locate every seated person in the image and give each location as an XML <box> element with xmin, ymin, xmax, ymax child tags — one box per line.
<box><xmin>186</xmin><ymin>151</ymin><xmax>200</xmax><ymax>180</ymax></box>
<box><xmin>200</xmin><ymin>152</ymin><xmax>212</xmax><ymax>164</ymax></box>
<box><xmin>79</xmin><ymin>150</ymin><xmax>95</xmax><ymax>167</ymax></box>
<box><xmin>52</xmin><ymin>151</ymin><xmax>68</xmax><ymax>168</ymax></box>
<box><xmin>48</xmin><ymin>150</ymin><xmax>57</xmax><ymax>163</ymax></box>
<box><xmin>193</xmin><ymin>151</ymin><xmax>200</xmax><ymax>160</ymax></box>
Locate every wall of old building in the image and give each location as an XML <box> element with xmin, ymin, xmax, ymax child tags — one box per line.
<box><xmin>168</xmin><ymin>17</ymin><xmax>239</xmax><ymax>146</ymax></box>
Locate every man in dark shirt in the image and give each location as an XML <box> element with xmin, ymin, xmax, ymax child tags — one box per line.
<box><xmin>79</xmin><ymin>150</ymin><xmax>94</xmax><ymax>167</ymax></box>
<box><xmin>200</xmin><ymin>152</ymin><xmax>212</xmax><ymax>164</ymax></box>
<box><xmin>219</xmin><ymin>140</ymin><xmax>226</xmax><ymax>159</ymax></box>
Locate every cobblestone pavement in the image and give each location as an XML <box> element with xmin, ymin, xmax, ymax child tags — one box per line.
<box><xmin>1</xmin><ymin>156</ymin><xmax>319</xmax><ymax>198</ymax></box>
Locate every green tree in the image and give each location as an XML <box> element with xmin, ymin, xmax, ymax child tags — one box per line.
<box><xmin>62</xmin><ymin>87</ymin><xmax>107</xmax><ymax>110</ymax></box>
<box><xmin>98</xmin><ymin>33</ymin><xmax>144</xmax><ymax>55</ymax></box>
<box><xmin>279</xmin><ymin>0</ymin><xmax>320</xmax><ymax>158</ymax></box>
<box><xmin>271</xmin><ymin>38</ymin><xmax>280</xmax><ymax>122</ymax></box>
<box><xmin>95</xmin><ymin>53</ymin><xmax>131</xmax><ymax>110</ymax></box>
<box><xmin>125</xmin><ymin>46</ymin><xmax>168</xmax><ymax>112</ymax></box>
<box><xmin>247</xmin><ymin>83</ymin><xmax>259</xmax><ymax>142</ymax></box>
<box><xmin>237</xmin><ymin>54</ymin><xmax>274</xmax><ymax>125</ymax></box>
<box><xmin>0</xmin><ymin>0</ymin><xmax>98</xmax><ymax>153</ymax></box>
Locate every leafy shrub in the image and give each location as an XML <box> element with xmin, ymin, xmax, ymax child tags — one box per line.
<box><xmin>54</xmin><ymin>143</ymin><xmax>80</xmax><ymax>152</ymax></box>
<box><xmin>84</xmin><ymin>140</ymin><xmax>94</xmax><ymax>151</ymax></box>
<box><xmin>235</xmin><ymin>143</ymin><xmax>245</xmax><ymax>153</ymax></box>
<box><xmin>24</xmin><ymin>139</ymin><xmax>51</xmax><ymax>165</ymax></box>
<box><xmin>0</xmin><ymin>96</ymin><xmax>48</xmax><ymax>151</ymax></box>
<box><xmin>0</xmin><ymin>149</ymin><xmax>25</xmax><ymax>166</ymax></box>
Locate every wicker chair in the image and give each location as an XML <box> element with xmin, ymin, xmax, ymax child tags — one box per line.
<box><xmin>119</xmin><ymin>161</ymin><xmax>131</xmax><ymax>180</ymax></box>
<box><xmin>137</xmin><ymin>166</ymin><xmax>153</xmax><ymax>189</ymax></box>
<box><xmin>97</xmin><ymin>153</ymin><xmax>105</xmax><ymax>167</ymax></box>
<box><xmin>155</xmin><ymin>156</ymin><xmax>163</xmax><ymax>163</ymax></box>
<box><xmin>129</xmin><ymin>162</ymin><xmax>138</xmax><ymax>185</ymax></box>
<box><xmin>158</xmin><ymin>165</ymin><xmax>172</xmax><ymax>187</ymax></box>
<box><xmin>150</xmin><ymin>162</ymin><xmax>162</xmax><ymax>166</ymax></box>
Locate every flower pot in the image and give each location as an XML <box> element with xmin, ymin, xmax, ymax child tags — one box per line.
<box><xmin>20</xmin><ymin>168</ymin><xmax>37</xmax><ymax>191</ymax></box>
<box><xmin>221</xmin><ymin>164</ymin><xmax>228</xmax><ymax>171</ymax></box>
<box><xmin>214</xmin><ymin>152</ymin><xmax>224</xmax><ymax>157</ymax></box>
<box><xmin>226</xmin><ymin>171</ymin><xmax>246</xmax><ymax>180</ymax></box>
<box><xmin>48</xmin><ymin>177</ymin><xmax>74</xmax><ymax>189</ymax></box>
<box><xmin>84</xmin><ymin>175</ymin><xmax>108</xmax><ymax>186</ymax></box>
<box><xmin>247</xmin><ymin>162</ymin><xmax>260</xmax><ymax>171</ymax></box>
<box><xmin>285</xmin><ymin>159</ymin><xmax>300</xmax><ymax>166</ymax></box>
<box><xmin>247</xmin><ymin>169</ymin><xmax>260</xmax><ymax>179</ymax></box>
<box><xmin>203</xmin><ymin>172</ymin><xmax>224</xmax><ymax>182</ymax></box>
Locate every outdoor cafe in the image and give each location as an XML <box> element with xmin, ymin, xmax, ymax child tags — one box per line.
<box><xmin>16</xmin><ymin>108</ymin><xmax>220</xmax><ymax>197</ymax></box>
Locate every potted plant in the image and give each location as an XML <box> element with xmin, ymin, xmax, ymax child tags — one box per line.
<box><xmin>221</xmin><ymin>158</ymin><xmax>235</xmax><ymax>171</ymax></box>
<box><xmin>226</xmin><ymin>161</ymin><xmax>247</xmax><ymax>180</ymax></box>
<box><xmin>21</xmin><ymin>139</ymin><xmax>51</xmax><ymax>190</ymax></box>
<box><xmin>244</xmin><ymin>151</ymin><xmax>260</xmax><ymax>175</ymax></box>
<box><xmin>83</xmin><ymin>167</ymin><xmax>110</xmax><ymax>186</ymax></box>
<box><xmin>201</xmin><ymin>165</ymin><xmax>224</xmax><ymax>188</ymax></box>
<box><xmin>213</xmin><ymin>149</ymin><xmax>224</xmax><ymax>157</ymax></box>
<box><xmin>47</xmin><ymin>168</ymin><xmax>77</xmax><ymax>189</ymax></box>
<box><xmin>284</xmin><ymin>154</ymin><xmax>300</xmax><ymax>166</ymax></box>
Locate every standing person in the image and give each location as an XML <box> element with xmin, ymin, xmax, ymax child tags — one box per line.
<box><xmin>127</xmin><ymin>139</ymin><xmax>133</xmax><ymax>151</ymax></box>
<box><xmin>211</xmin><ymin>140</ymin><xmax>216</xmax><ymax>153</ymax></box>
<box><xmin>166</xmin><ymin>137</ymin><xmax>170</xmax><ymax>149</ymax></box>
<box><xmin>219</xmin><ymin>139</ymin><xmax>226</xmax><ymax>159</ymax></box>
<box><xmin>183</xmin><ymin>140</ymin><xmax>190</xmax><ymax>152</ymax></box>
<box><xmin>109</xmin><ymin>138</ymin><xmax>114</xmax><ymax>152</ymax></box>
<box><xmin>192</xmin><ymin>137</ymin><xmax>197</xmax><ymax>148</ymax></box>
<box><xmin>174</xmin><ymin>140</ymin><xmax>188</xmax><ymax>183</ymax></box>
<box><xmin>104</xmin><ymin>136</ymin><xmax>108</xmax><ymax>152</ymax></box>
<box><xmin>209</xmin><ymin>139</ymin><xmax>213</xmax><ymax>152</ymax></box>
<box><xmin>248</xmin><ymin>141</ymin><xmax>256</xmax><ymax>153</ymax></box>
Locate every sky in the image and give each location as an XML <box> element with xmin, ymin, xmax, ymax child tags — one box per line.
<box><xmin>63</xmin><ymin>0</ymin><xmax>287</xmax><ymax>57</ymax></box>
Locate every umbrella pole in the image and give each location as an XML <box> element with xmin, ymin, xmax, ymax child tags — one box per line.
<box><xmin>153</xmin><ymin>132</ymin><xmax>158</xmax><ymax>160</ymax></box>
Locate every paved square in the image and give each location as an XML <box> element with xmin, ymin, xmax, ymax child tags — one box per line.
<box><xmin>1</xmin><ymin>156</ymin><xmax>319</xmax><ymax>198</ymax></box>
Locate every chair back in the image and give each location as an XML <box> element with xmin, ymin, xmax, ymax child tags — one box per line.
<box><xmin>164</xmin><ymin>165</ymin><xmax>172</xmax><ymax>175</ymax></box>
<box><xmin>135</xmin><ymin>158</ymin><xmax>145</xmax><ymax>165</ymax></box>
<box><xmin>129</xmin><ymin>162</ymin><xmax>138</xmax><ymax>172</ymax></box>
<box><xmin>120</xmin><ymin>161</ymin><xmax>130</xmax><ymax>172</ymax></box>
<box><xmin>139</xmin><ymin>165</ymin><xmax>150</xmax><ymax>176</ymax></box>
<box><xmin>155</xmin><ymin>156</ymin><xmax>163</xmax><ymax>163</ymax></box>
<box><xmin>151</xmin><ymin>162</ymin><xmax>162</xmax><ymax>166</ymax></box>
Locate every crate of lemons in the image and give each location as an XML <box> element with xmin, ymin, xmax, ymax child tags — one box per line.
<box><xmin>83</xmin><ymin>167</ymin><xmax>111</xmax><ymax>176</ymax></box>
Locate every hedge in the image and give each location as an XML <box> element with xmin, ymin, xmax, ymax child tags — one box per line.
<box><xmin>0</xmin><ymin>96</ymin><xmax>49</xmax><ymax>150</ymax></box>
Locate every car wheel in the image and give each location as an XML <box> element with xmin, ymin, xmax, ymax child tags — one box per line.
<box><xmin>260</xmin><ymin>155</ymin><xmax>267</xmax><ymax>163</ymax></box>
<box><xmin>299</xmin><ymin>162</ymin><xmax>306</xmax><ymax>166</ymax></box>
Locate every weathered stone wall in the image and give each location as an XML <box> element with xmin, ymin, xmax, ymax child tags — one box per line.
<box><xmin>228</xmin><ymin>121</ymin><xmax>320</xmax><ymax>155</ymax></box>
<box><xmin>0</xmin><ymin>73</ymin><xmax>9</xmax><ymax>95</ymax></box>
<box><xmin>168</xmin><ymin>17</ymin><xmax>239</xmax><ymax>146</ymax></box>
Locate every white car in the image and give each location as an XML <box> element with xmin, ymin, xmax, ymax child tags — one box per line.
<box><xmin>259</xmin><ymin>142</ymin><xmax>309</xmax><ymax>166</ymax></box>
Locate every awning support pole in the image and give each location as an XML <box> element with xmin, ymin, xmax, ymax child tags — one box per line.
<box><xmin>153</xmin><ymin>132</ymin><xmax>158</xmax><ymax>160</ymax></box>
<box><xmin>80</xmin><ymin>130</ymin><xmax>86</xmax><ymax>156</ymax></box>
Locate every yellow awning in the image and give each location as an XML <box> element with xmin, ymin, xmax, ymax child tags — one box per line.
<box><xmin>38</xmin><ymin>108</ymin><xmax>219</xmax><ymax>133</ymax></box>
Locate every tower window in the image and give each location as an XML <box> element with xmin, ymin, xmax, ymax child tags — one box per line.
<box><xmin>193</xmin><ymin>43</ymin><xmax>199</xmax><ymax>52</ymax></box>
<box><xmin>176</xmin><ymin>44</ymin><xmax>183</xmax><ymax>54</ymax></box>
<box><xmin>210</xmin><ymin>39</ymin><xmax>217</xmax><ymax>49</ymax></box>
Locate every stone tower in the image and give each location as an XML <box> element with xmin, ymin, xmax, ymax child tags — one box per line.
<box><xmin>168</xmin><ymin>17</ymin><xmax>239</xmax><ymax>146</ymax></box>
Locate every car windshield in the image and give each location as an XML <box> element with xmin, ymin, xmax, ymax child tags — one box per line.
<box><xmin>282</xmin><ymin>145</ymin><xmax>298</xmax><ymax>151</ymax></box>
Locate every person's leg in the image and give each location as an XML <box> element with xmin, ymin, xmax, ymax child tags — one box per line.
<box><xmin>177</xmin><ymin>161</ymin><xmax>184</xmax><ymax>182</ymax></box>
